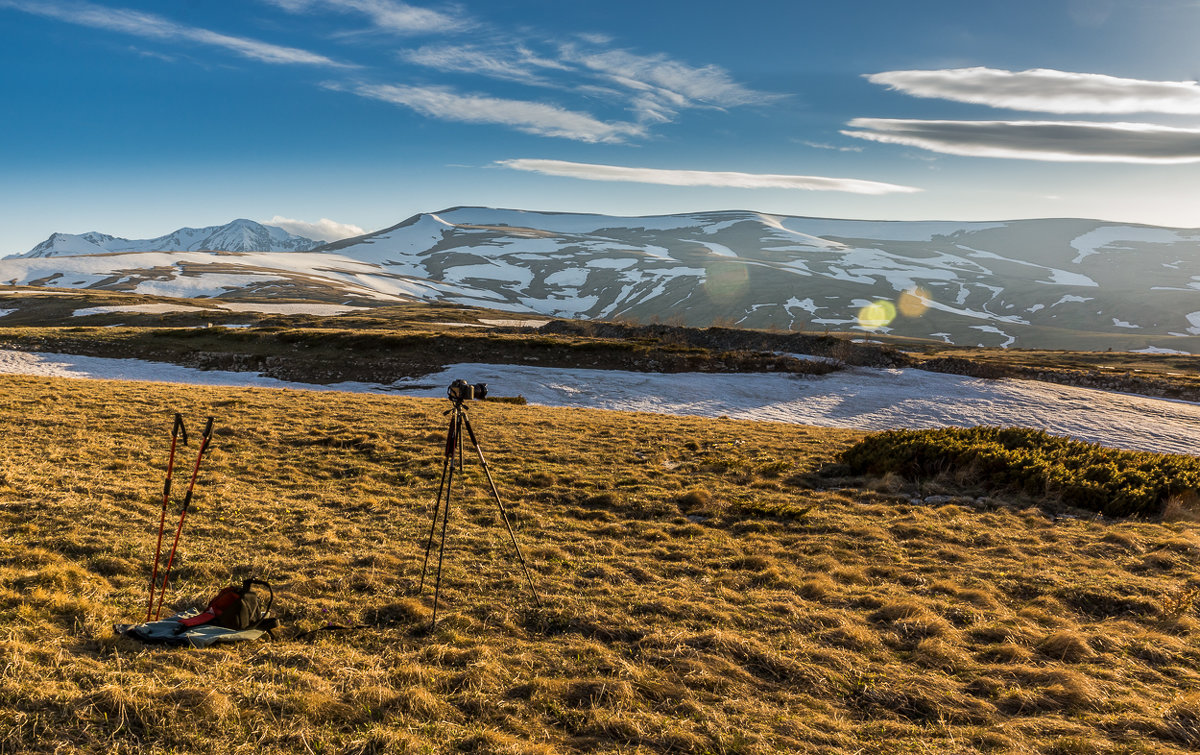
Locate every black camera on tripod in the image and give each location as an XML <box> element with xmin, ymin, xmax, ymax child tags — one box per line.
<box><xmin>447</xmin><ymin>379</ymin><xmax>488</xmax><ymax>402</ymax></box>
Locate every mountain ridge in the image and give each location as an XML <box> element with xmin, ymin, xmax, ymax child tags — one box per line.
<box><xmin>13</xmin><ymin>218</ymin><xmax>322</xmax><ymax>258</ymax></box>
<box><xmin>3</xmin><ymin>206</ymin><xmax>1198</xmax><ymax>351</ymax></box>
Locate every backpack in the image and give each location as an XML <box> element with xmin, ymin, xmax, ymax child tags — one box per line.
<box><xmin>177</xmin><ymin>578</ymin><xmax>277</xmax><ymax>633</ymax></box>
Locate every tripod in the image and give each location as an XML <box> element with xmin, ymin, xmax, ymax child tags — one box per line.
<box><xmin>418</xmin><ymin>395</ymin><xmax>541</xmax><ymax>627</ymax></box>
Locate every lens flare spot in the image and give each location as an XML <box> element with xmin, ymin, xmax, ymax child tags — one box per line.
<box><xmin>702</xmin><ymin>261</ymin><xmax>750</xmax><ymax>306</ymax></box>
<box><xmin>898</xmin><ymin>287</ymin><xmax>930</xmax><ymax>318</ymax></box>
<box><xmin>857</xmin><ymin>300</ymin><xmax>897</xmax><ymax>330</ymax></box>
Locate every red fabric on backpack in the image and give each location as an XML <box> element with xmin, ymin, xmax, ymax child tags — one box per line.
<box><xmin>177</xmin><ymin>586</ymin><xmax>243</xmax><ymax>628</ymax></box>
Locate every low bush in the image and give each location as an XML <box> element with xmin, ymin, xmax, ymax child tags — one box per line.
<box><xmin>840</xmin><ymin>427</ymin><xmax>1200</xmax><ymax>517</ymax></box>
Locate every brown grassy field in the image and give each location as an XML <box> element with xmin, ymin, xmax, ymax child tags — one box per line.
<box><xmin>1</xmin><ymin>374</ymin><xmax>1199</xmax><ymax>754</ymax></box>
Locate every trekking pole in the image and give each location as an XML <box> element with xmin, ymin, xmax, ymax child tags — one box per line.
<box><xmin>153</xmin><ymin>416</ymin><xmax>215</xmax><ymax>620</ymax></box>
<box><xmin>146</xmin><ymin>413</ymin><xmax>188</xmax><ymax>622</ymax></box>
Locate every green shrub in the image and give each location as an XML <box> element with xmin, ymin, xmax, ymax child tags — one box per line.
<box><xmin>840</xmin><ymin>427</ymin><xmax>1200</xmax><ymax>518</ymax></box>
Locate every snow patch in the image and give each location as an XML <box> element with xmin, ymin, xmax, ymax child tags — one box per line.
<box><xmin>387</xmin><ymin>362</ymin><xmax>1200</xmax><ymax>455</ymax></box>
<box><xmin>70</xmin><ymin>294</ymin><xmax>376</xmax><ymax>319</ymax></box>
<box><xmin>1187</xmin><ymin>311</ymin><xmax>1200</xmax><ymax>335</ymax></box>
<box><xmin>0</xmin><ymin>350</ymin><xmax>379</xmax><ymax>392</ymax></box>
<box><xmin>519</xmin><ymin>293</ymin><xmax>600</xmax><ymax>317</ymax></box>
<box><xmin>215</xmin><ymin>302</ymin><xmax>367</xmax><ymax>316</ymax></box>
<box><xmin>2</xmin><ymin>351</ymin><xmax>1198</xmax><ymax>455</ymax></box>
<box><xmin>73</xmin><ymin>303</ymin><xmax>211</xmax><ymax>317</ymax></box>
<box><xmin>442</xmin><ymin>262</ymin><xmax>533</xmax><ymax>287</ymax></box>
<box><xmin>135</xmin><ymin>274</ymin><xmax>285</xmax><ymax>298</ymax></box>
<box><xmin>587</xmin><ymin>258</ymin><xmax>637</xmax><ymax>270</ymax></box>
<box><xmin>1043</xmin><ymin>268</ymin><xmax>1100</xmax><ymax>287</ymax></box>
<box><xmin>969</xmin><ymin>325</ymin><xmax>1016</xmax><ymax>348</ymax></box>
<box><xmin>1070</xmin><ymin>226</ymin><xmax>1188</xmax><ymax>264</ymax></box>
<box><xmin>1052</xmin><ymin>295</ymin><xmax>1093</xmax><ymax>306</ymax></box>
<box><xmin>477</xmin><ymin>318</ymin><xmax>551</xmax><ymax>327</ymax></box>
<box><xmin>958</xmin><ymin>246</ymin><xmax>1098</xmax><ymax>287</ymax></box>
<box><xmin>1112</xmin><ymin>318</ymin><xmax>1140</xmax><ymax>329</ymax></box>
<box><xmin>1134</xmin><ymin>346</ymin><xmax>1192</xmax><ymax>355</ymax></box>
<box><xmin>543</xmin><ymin>269</ymin><xmax>589</xmax><ymax>287</ymax></box>
<box><xmin>778</xmin><ymin>217</ymin><xmax>1007</xmax><ymax>242</ymax></box>
<box><xmin>437</xmin><ymin>207</ymin><xmax>709</xmax><ymax>234</ymax></box>
<box><xmin>694</xmin><ymin>241</ymin><xmax>737</xmax><ymax>258</ymax></box>
<box><xmin>785</xmin><ymin>297</ymin><xmax>819</xmax><ymax>314</ymax></box>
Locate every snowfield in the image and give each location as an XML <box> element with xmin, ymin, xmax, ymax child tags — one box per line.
<box><xmin>70</xmin><ymin>302</ymin><xmax>369</xmax><ymax>317</ymax></box>
<box><xmin>0</xmin><ymin>350</ymin><xmax>381</xmax><ymax>393</ymax></box>
<box><xmin>1</xmin><ymin>350</ymin><xmax>1197</xmax><ymax>456</ymax></box>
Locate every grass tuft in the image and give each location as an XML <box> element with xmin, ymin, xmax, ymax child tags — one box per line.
<box><xmin>842</xmin><ymin>426</ymin><xmax>1200</xmax><ymax>517</ymax></box>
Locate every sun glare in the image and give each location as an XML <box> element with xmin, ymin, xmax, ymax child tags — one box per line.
<box><xmin>897</xmin><ymin>287</ymin><xmax>930</xmax><ymax>318</ymax></box>
<box><xmin>857</xmin><ymin>299</ymin><xmax>897</xmax><ymax>330</ymax></box>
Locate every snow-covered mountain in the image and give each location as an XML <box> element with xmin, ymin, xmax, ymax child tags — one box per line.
<box><xmin>317</xmin><ymin>207</ymin><xmax>1200</xmax><ymax>349</ymax></box>
<box><xmin>14</xmin><ymin>219</ymin><xmax>321</xmax><ymax>257</ymax></box>
<box><xmin>3</xmin><ymin>207</ymin><xmax>1199</xmax><ymax>351</ymax></box>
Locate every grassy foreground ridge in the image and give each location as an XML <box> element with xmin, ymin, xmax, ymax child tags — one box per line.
<box><xmin>1</xmin><ymin>375</ymin><xmax>1199</xmax><ymax>753</ymax></box>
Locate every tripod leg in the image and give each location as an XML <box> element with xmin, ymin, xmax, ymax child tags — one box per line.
<box><xmin>419</xmin><ymin>414</ymin><xmax>457</xmax><ymax>592</ymax></box>
<box><xmin>431</xmin><ymin>411</ymin><xmax>462</xmax><ymax>627</ymax></box>
<box><xmin>461</xmin><ymin>414</ymin><xmax>542</xmax><ymax>608</ymax></box>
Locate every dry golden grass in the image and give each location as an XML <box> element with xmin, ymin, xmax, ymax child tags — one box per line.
<box><xmin>0</xmin><ymin>373</ymin><xmax>1198</xmax><ymax>753</ymax></box>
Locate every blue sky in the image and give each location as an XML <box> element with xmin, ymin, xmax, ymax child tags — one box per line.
<box><xmin>3</xmin><ymin>0</ymin><xmax>1200</xmax><ymax>252</ymax></box>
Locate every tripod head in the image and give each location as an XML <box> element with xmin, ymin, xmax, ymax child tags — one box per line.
<box><xmin>446</xmin><ymin>379</ymin><xmax>488</xmax><ymax>407</ymax></box>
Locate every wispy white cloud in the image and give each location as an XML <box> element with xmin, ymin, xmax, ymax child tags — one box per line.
<box><xmin>1</xmin><ymin>0</ymin><xmax>350</xmax><ymax>67</ymax></box>
<box><xmin>4</xmin><ymin>0</ymin><xmax>775</xmax><ymax>144</ymax></box>
<box><xmin>866</xmin><ymin>67</ymin><xmax>1200</xmax><ymax>114</ymax></box>
<box><xmin>398</xmin><ymin>38</ymin><xmax>777</xmax><ymax>129</ymax></box>
<box><xmin>497</xmin><ymin>158</ymin><xmax>922</xmax><ymax>195</ymax></box>
<box><xmin>842</xmin><ymin>118</ymin><xmax>1200</xmax><ymax>163</ymax></box>
<box><xmin>801</xmin><ymin>141</ymin><xmax>864</xmax><ymax>153</ymax></box>
<box><xmin>558</xmin><ymin>43</ymin><xmax>779</xmax><ymax>124</ymax></box>
<box><xmin>262</xmin><ymin>0</ymin><xmax>470</xmax><ymax>35</ymax></box>
<box><xmin>267</xmin><ymin>215</ymin><xmax>365</xmax><ymax>241</ymax></box>
<box><xmin>331</xmin><ymin>83</ymin><xmax>647</xmax><ymax>142</ymax></box>
<box><xmin>398</xmin><ymin>44</ymin><xmax>568</xmax><ymax>86</ymax></box>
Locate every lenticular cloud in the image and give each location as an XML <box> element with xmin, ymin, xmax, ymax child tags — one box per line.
<box><xmin>866</xmin><ymin>67</ymin><xmax>1200</xmax><ymax>115</ymax></box>
<box><xmin>497</xmin><ymin>159</ymin><xmax>922</xmax><ymax>194</ymax></box>
<box><xmin>841</xmin><ymin>118</ymin><xmax>1200</xmax><ymax>164</ymax></box>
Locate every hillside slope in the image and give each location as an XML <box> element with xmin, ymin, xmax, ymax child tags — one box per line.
<box><xmin>1</xmin><ymin>375</ymin><xmax>1198</xmax><ymax>753</ymax></box>
<box><xmin>321</xmin><ymin>207</ymin><xmax>1200</xmax><ymax>348</ymax></box>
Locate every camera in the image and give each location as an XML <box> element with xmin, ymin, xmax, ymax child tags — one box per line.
<box><xmin>447</xmin><ymin>379</ymin><xmax>488</xmax><ymax>402</ymax></box>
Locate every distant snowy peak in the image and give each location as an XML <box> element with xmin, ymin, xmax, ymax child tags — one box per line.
<box><xmin>23</xmin><ymin>232</ymin><xmax>113</xmax><ymax>257</ymax></box>
<box><xmin>153</xmin><ymin>219</ymin><xmax>322</xmax><ymax>254</ymax></box>
<box><xmin>15</xmin><ymin>219</ymin><xmax>321</xmax><ymax>258</ymax></box>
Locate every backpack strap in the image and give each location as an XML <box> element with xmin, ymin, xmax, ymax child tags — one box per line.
<box><xmin>241</xmin><ymin>579</ymin><xmax>274</xmax><ymax>617</ymax></box>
